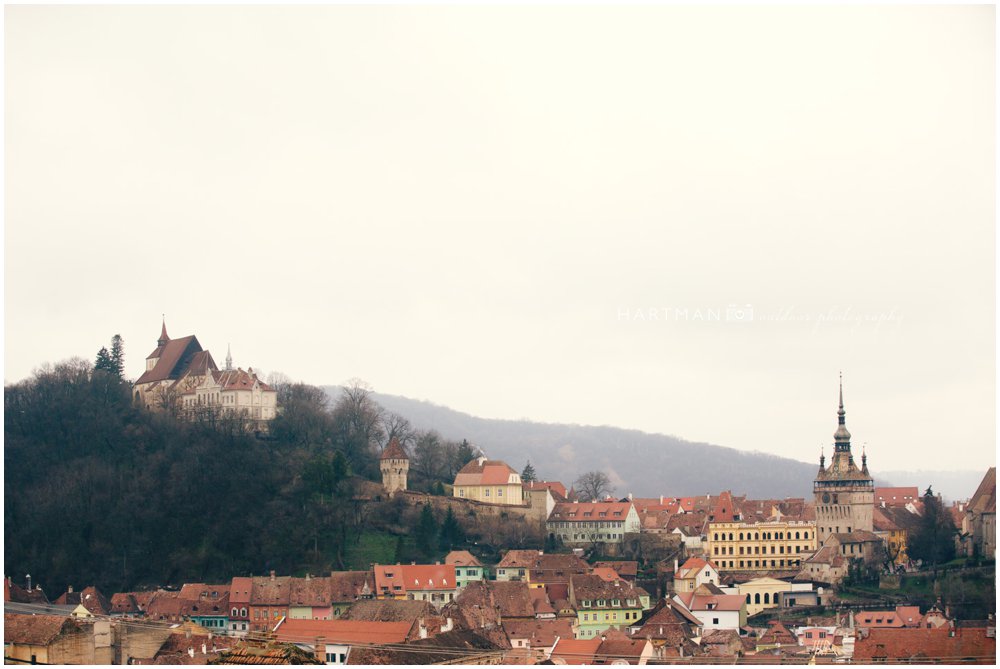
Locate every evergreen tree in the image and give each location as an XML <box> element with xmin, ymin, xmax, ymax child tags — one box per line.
<box><xmin>94</xmin><ymin>347</ymin><xmax>115</xmax><ymax>375</ymax></box>
<box><xmin>416</xmin><ymin>503</ymin><xmax>438</xmax><ymax>558</ymax></box>
<box><xmin>521</xmin><ymin>461</ymin><xmax>537</xmax><ymax>483</ymax></box>
<box><xmin>439</xmin><ymin>506</ymin><xmax>464</xmax><ymax>551</ymax></box>
<box><xmin>331</xmin><ymin>450</ymin><xmax>349</xmax><ymax>483</ymax></box>
<box><xmin>431</xmin><ymin>481</ymin><xmax>446</xmax><ymax>496</ymax></box>
<box><xmin>393</xmin><ymin>534</ymin><xmax>406</xmax><ymax>563</ymax></box>
<box><xmin>109</xmin><ymin>335</ymin><xmax>125</xmax><ymax>379</ymax></box>
<box><xmin>908</xmin><ymin>486</ymin><xmax>958</xmax><ymax>575</ymax></box>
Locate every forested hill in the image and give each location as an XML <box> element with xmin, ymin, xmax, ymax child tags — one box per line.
<box><xmin>337</xmin><ymin>388</ymin><xmax>882</xmax><ymax>499</ymax></box>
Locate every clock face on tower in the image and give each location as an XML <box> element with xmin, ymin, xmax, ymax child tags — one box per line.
<box><xmin>822</xmin><ymin>493</ymin><xmax>831</xmax><ymax>503</ymax></box>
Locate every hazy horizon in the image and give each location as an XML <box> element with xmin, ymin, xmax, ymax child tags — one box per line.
<box><xmin>5</xmin><ymin>5</ymin><xmax>995</xmax><ymax>473</ymax></box>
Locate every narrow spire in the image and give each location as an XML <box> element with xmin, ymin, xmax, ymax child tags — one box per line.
<box><xmin>862</xmin><ymin>443</ymin><xmax>869</xmax><ymax>472</ymax></box>
<box><xmin>833</xmin><ymin>373</ymin><xmax>851</xmax><ymax>450</ymax></box>
<box><xmin>158</xmin><ymin>316</ymin><xmax>170</xmax><ymax>346</ymax></box>
<box><xmin>225</xmin><ymin>344</ymin><xmax>233</xmax><ymax>371</ymax></box>
<box><xmin>819</xmin><ymin>445</ymin><xmax>825</xmax><ymax>470</ymax></box>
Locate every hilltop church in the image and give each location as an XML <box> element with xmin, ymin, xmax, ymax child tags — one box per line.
<box><xmin>133</xmin><ymin>319</ymin><xmax>277</xmax><ymax>427</ymax></box>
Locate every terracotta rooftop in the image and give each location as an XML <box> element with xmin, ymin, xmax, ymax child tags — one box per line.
<box><xmin>549</xmin><ymin>501</ymin><xmax>633</xmax><ymax>521</ymax></box>
<box><xmin>445</xmin><ymin>550</ymin><xmax>483</xmax><ymax>568</ymax></box>
<box><xmin>379</xmin><ymin>437</ymin><xmax>408</xmax><ymax>461</ymax></box>
<box><xmin>551</xmin><ymin>637</ymin><xmax>602</xmax><ymax>665</ymax></box>
<box><xmin>136</xmin><ymin>335</ymin><xmax>202</xmax><ymax>385</ymax></box>
<box><xmin>342</xmin><ymin>599</ymin><xmax>435</xmax><ymax>622</ymax></box>
<box><xmin>453</xmin><ymin>459</ymin><xmax>520</xmax><ymax>486</ymax></box>
<box><xmin>4</xmin><ymin>613</ymin><xmax>78</xmax><ymax>646</ymax></box>
<box><xmin>276</xmin><ymin>618</ymin><xmax>411</xmax><ymax>645</ymax></box>
<box><xmin>373</xmin><ymin>564</ymin><xmax>455</xmax><ymax>594</ymax></box>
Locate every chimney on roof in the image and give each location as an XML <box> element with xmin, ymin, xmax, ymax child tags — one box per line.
<box><xmin>188</xmin><ymin>648</ymin><xmax>195</xmax><ymax>659</ymax></box>
<box><xmin>674</xmin><ymin>559</ymin><xmax>678</xmax><ymax>573</ymax></box>
<box><xmin>419</xmin><ymin>619</ymin><xmax>428</xmax><ymax>639</ymax></box>
<box><xmin>270</xmin><ymin>570</ymin><xmax>276</xmax><ymax>580</ymax></box>
<box><xmin>66</xmin><ymin>584</ymin><xmax>71</xmax><ymax>594</ymax></box>
<box><xmin>314</xmin><ymin>637</ymin><xmax>325</xmax><ymax>664</ymax></box>
<box><xmin>26</xmin><ymin>575</ymin><xmax>32</xmax><ymax>591</ymax></box>
<box><xmin>305</xmin><ymin>573</ymin><xmax>311</xmax><ymax>581</ymax></box>
<box><xmin>659</xmin><ymin>495</ymin><xmax>664</xmax><ymax>505</ymax></box>
<box><xmin>201</xmin><ymin>643</ymin><xmax>207</xmax><ymax>655</ymax></box>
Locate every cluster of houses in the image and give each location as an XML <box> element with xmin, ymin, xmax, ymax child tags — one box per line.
<box><xmin>5</xmin><ymin>548</ymin><xmax>995</xmax><ymax>665</ymax></box>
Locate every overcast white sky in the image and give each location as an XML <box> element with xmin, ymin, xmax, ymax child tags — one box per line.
<box><xmin>5</xmin><ymin>5</ymin><xmax>995</xmax><ymax>473</ymax></box>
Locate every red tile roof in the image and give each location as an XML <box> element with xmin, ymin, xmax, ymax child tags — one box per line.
<box><xmin>875</xmin><ymin>487</ymin><xmax>920</xmax><ymax>506</ymax></box>
<box><xmin>453</xmin><ymin>459</ymin><xmax>520</xmax><ymax>486</ymax></box>
<box><xmin>445</xmin><ymin>550</ymin><xmax>484</xmax><ymax>568</ymax></box>
<box><xmin>551</xmin><ymin>637</ymin><xmax>602</xmax><ymax>665</ymax></box>
<box><xmin>229</xmin><ymin>577</ymin><xmax>252</xmax><ymax>605</ymax></box>
<box><xmin>136</xmin><ymin>335</ymin><xmax>202</xmax><ymax>385</ymax></box>
<box><xmin>594</xmin><ymin>561</ymin><xmax>638</xmax><ymax>579</ymax></box>
<box><xmin>379</xmin><ymin>437</ymin><xmax>408</xmax><ymax>461</ymax></box>
<box><xmin>677</xmin><ymin>557</ymin><xmax>719</xmax><ymax>579</ymax></box>
<box><xmin>374</xmin><ymin>564</ymin><xmax>455</xmax><ymax>594</ymax></box>
<box><xmin>4</xmin><ymin>613</ymin><xmax>78</xmax><ymax>646</ymax></box>
<box><xmin>523</xmin><ymin>481</ymin><xmax>568</xmax><ymax>499</ymax></box>
<box><xmin>854</xmin><ymin>624</ymin><xmax>996</xmax><ymax>663</ymax></box>
<box><xmin>497</xmin><ymin>550</ymin><xmax>542</xmax><ymax>568</ymax></box>
<box><xmin>502</xmin><ymin>617</ymin><xmax>574</xmax><ymax>647</ymax></box>
<box><xmin>676</xmin><ymin>591</ymin><xmax>745</xmax><ymax>613</ymax></box>
<box><xmin>54</xmin><ymin>586</ymin><xmax>110</xmax><ymax>616</ymax></box>
<box><xmin>275</xmin><ymin>618</ymin><xmax>411</xmax><ymax>645</ymax></box>
<box><xmin>549</xmin><ymin>501</ymin><xmax>633</xmax><ymax>522</ymax></box>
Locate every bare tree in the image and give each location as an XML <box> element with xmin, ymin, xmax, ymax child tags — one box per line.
<box><xmin>413</xmin><ymin>430</ymin><xmax>446</xmax><ymax>481</ymax></box>
<box><xmin>574</xmin><ymin>471</ymin><xmax>613</xmax><ymax>502</ymax></box>
<box><xmin>334</xmin><ymin>378</ymin><xmax>385</xmax><ymax>453</ymax></box>
<box><xmin>382</xmin><ymin>412</ymin><xmax>416</xmax><ymax>448</ymax></box>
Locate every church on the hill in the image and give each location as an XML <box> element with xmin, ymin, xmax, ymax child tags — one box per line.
<box><xmin>133</xmin><ymin>319</ymin><xmax>277</xmax><ymax>427</ymax></box>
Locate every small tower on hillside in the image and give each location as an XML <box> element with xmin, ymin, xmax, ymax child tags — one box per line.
<box><xmin>380</xmin><ymin>437</ymin><xmax>409</xmax><ymax>496</ymax></box>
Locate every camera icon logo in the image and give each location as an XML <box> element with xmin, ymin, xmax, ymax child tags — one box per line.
<box><xmin>726</xmin><ymin>304</ymin><xmax>754</xmax><ymax>323</ymax></box>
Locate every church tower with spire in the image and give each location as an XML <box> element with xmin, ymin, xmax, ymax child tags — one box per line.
<box><xmin>813</xmin><ymin>375</ymin><xmax>874</xmax><ymax>545</ymax></box>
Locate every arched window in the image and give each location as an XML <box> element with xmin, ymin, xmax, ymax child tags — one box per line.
<box><xmin>714</xmin><ymin>533</ymin><xmax>719</xmax><ymax>541</ymax></box>
<box><xmin>231</xmin><ymin>608</ymin><xmax>237</xmax><ymax>617</ymax></box>
<box><xmin>739</xmin><ymin>533</ymin><xmax>744</xmax><ymax>541</ymax></box>
<box><xmin>763</xmin><ymin>593</ymin><xmax>770</xmax><ymax>604</ymax></box>
<box><xmin>746</xmin><ymin>594</ymin><xmax>751</xmax><ymax>603</ymax></box>
<box><xmin>729</xmin><ymin>533</ymin><xmax>734</xmax><ymax>541</ymax></box>
<box><xmin>796</xmin><ymin>531</ymin><xmax>800</xmax><ymax>540</ymax></box>
<box><xmin>754</xmin><ymin>593</ymin><xmax>761</xmax><ymax>604</ymax></box>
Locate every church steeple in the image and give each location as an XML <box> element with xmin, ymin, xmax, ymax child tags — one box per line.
<box><xmin>225</xmin><ymin>344</ymin><xmax>233</xmax><ymax>371</ymax></box>
<box><xmin>834</xmin><ymin>372</ymin><xmax>852</xmax><ymax>452</ymax></box>
<box><xmin>157</xmin><ymin>316</ymin><xmax>170</xmax><ymax>347</ymax></box>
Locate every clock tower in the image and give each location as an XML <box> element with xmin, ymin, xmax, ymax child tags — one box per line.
<box><xmin>814</xmin><ymin>376</ymin><xmax>874</xmax><ymax>545</ymax></box>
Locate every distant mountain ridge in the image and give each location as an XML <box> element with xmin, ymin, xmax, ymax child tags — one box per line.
<box><xmin>323</xmin><ymin>387</ymin><xmax>860</xmax><ymax>498</ymax></box>
<box><xmin>320</xmin><ymin>387</ymin><xmax>986</xmax><ymax>501</ymax></box>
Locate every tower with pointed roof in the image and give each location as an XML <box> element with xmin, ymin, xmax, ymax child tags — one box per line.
<box><xmin>380</xmin><ymin>438</ymin><xmax>409</xmax><ymax>496</ymax></box>
<box><xmin>813</xmin><ymin>376</ymin><xmax>874</xmax><ymax>545</ymax></box>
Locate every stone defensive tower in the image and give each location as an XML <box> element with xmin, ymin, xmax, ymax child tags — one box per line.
<box><xmin>379</xmin><ymin>437</ymin><xmax>409</xmax><ymax>496</ymax></box>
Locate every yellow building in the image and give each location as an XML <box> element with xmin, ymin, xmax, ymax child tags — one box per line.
<box><xmin>706</xmin><ymin>520</ymin><xmax>817</xmax><ymax>572</ymax></box>
<box><xmin>873</xmin><ymin>506</ymin><xmax>920</xmax><ymax>566</ymax></box>
<box><xmin>453</xmin><ymin>457</ymin><xmax>523</xmax><ymax>505</ymax></box>
<box><xmin>735</xmin><ymin>577</ymin><xmax>809</xmax><ymax>616</ymax></box>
